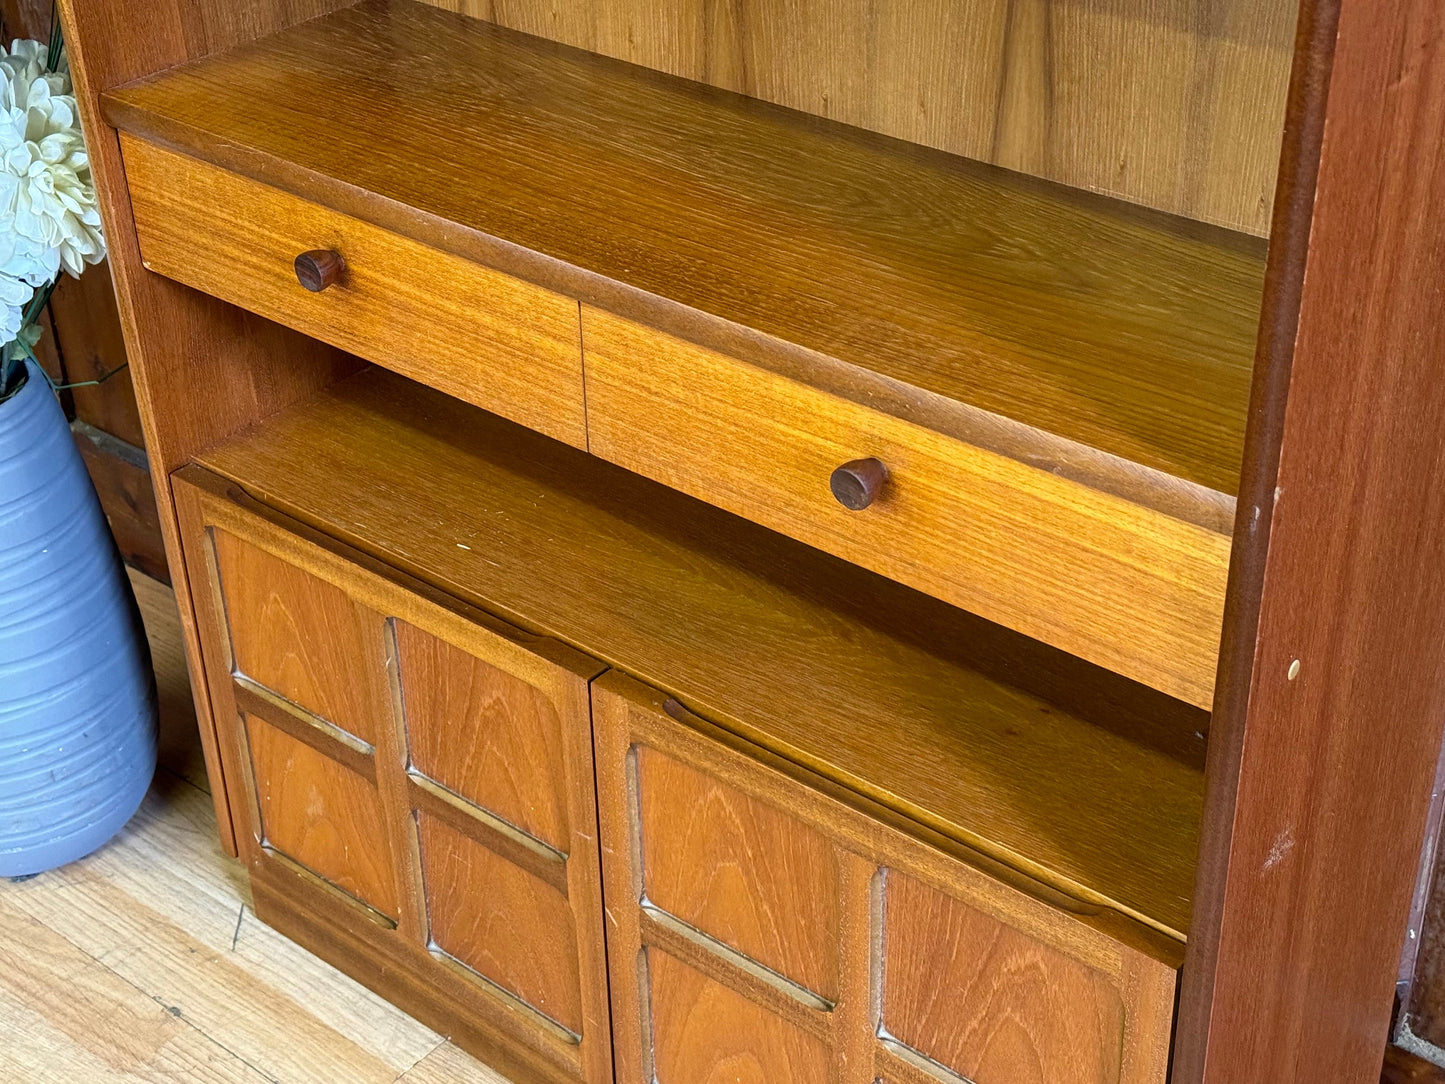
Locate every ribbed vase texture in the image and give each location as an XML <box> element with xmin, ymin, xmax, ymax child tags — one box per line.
<box><xmin>0</xmin><ymin>361</ymin><xmax>156</xmax><ymax>876</ymax></box>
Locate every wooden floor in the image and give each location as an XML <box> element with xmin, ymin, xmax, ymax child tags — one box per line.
<box><xmin>0</xmin><ymin>569</ymin><xmax>513</xmax><ymax>1083</ymax></box>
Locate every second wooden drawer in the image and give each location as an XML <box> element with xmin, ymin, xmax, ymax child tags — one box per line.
<box><xmin>123</xmin><ymin>136</ymin><xmax>587</xmax><ymax>448</ymax></box>
<box><xmin>583</xmin><ymin>307</ymin><xmax>1231</xmax><ymax>709</ymax></box>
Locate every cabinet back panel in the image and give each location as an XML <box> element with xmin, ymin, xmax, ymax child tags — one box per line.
<box><xmin>423</xmin><ymin>0</ymin><xmax>1296</xmax><ymax>234</ymax></box>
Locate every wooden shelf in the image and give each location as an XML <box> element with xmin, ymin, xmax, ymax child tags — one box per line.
<box><xmin>105</xmin><ymin>0</ymin><xmax>1265</xmax><ymax>506</ymax></box>
<box><xmin>193</xmin><ymin>365</ymin><xmax>1206</xmax><ymax>946</ymax></box>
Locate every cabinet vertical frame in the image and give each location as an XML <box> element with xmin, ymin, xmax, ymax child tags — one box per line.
<box><xmin>1179</xmin><ymin>0</ymin><xmax>1445</xmax><ymax>1079</ymax></box>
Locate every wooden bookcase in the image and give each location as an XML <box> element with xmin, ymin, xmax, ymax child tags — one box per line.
<box><xmin>57</xmin><ymin>0</ymin><xmax>1445</xmax><ymax>1079</ymax></box>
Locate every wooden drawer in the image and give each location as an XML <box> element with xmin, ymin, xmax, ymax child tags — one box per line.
<box><xmin>174</xmin><ymin>467</ymin><xmax>612</xmax><ymax>1084</ymax></box>
<box><xmin>583</xmin><ymin>307</ymin><xmax>1231</xmax><ymax>708</ymax></box>
<box><xmin>123</xmin><ymin>136</ymin><xmax>586</xmax><ymax>448</ymax></box>
<box><xmin>594</xmin><ymin>670</ymin><xmax>1177</xmax><ymax>1084</ymax></box>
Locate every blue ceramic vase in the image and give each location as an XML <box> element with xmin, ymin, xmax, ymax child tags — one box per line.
<box><xmin>0</xmin><ymin>360</ymin><xmax>157</xmax><ymax>876</ymax></box>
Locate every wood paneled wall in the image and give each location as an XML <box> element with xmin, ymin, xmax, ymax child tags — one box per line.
<box><xmin>423</xmin><ymin>0</ymin><xmax>1297</xmax><ymax>235</ymax></box>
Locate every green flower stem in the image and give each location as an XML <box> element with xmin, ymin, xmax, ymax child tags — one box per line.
<box><xmin>48</xmin><ymin>1</ymin><xmax>62</xmax><ymax>73</ymax></box>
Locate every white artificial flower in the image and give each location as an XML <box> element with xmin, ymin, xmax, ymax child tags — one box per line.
<box><xmin>0</xmin><ymin>268</ymin><xmax>27</xmax><ymax>342</ymax></box>
<box><xmin>0</xmin><ymin>37</ymin><xmax>104</xmax><ymax>344</ymax></box>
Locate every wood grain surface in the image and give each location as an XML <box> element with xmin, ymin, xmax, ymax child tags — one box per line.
<box><xmin>396</xmin><ymin>620</ymin><xmax>573</xmax><ymax>853</ymax></box>
<box><xmin>52</xmin><ymin>259</ymin><xmax>141</xmax><ymax>445</ymax></box>
<box><xmin>103</xmin><ymin>0</ymin><xmax>1266</xmax><ymax>500</ymax></box>
<box><xmin>422</xmin><ymin>0</ymin><xmax>1295</xmax><ymax>236</ymax></box>
<box><xmin>884</xmin><ymin>870</ymin><xmax>1126</xmax><ymax>1084</ymax></box>
<box><xmin>647</xmin><ymin>951</ymin><xmax>830</xmax><ymax>1084</ymax></box>
<box><xmin>1175</xmin><ymin>0</ymin><xmax>1445</xmax><ymax>1079</ymax></box>
<box><xmin>587</xmin><ymin>308</ymin><xmax>1230</xmax><ymax>707</ymax></box>
<box><xmin>212</xmin><ymin>527</ymin><xmax>381</xmax><ymax>745</ymax></box>
<box><xmin>244</xmin><ymin>714</ymin><xmax>399</xmax><ymax>919</ymax></box>
<box><xmin>123</xmin><ymin>137</ymin><xmax>587</xmax><ymax>449</ymax></box>
<box><xmin>408</xmin><ymin>775</ymin><xmax>569</xmax><ymax>899</ymax></box>
<box><xmin>636</xmin><ymin>746</ymin><xmax>841</xmax><ymax>999</ymax></box>
<box><xmin>417</xmin><ymin>814</ymin><xmax>583</xmax><ymax>1034</ymax></box>
<box><xmin>594</xmin><ymin>671</ymin><xmax>1177</xmax><ymax>1084</ymax></box>
<box><xmin>73</xmin><ymin>425</ymin><xmax>168</xmax><ymax>582</ymax></box>
<box><xmin>193</xmin><ymin>366</ymin><xmax>1206</xmax><ymax>941</ymax></box>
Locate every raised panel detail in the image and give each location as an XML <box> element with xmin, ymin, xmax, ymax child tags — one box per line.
<box><xmin>418</xmin><ymin>812</ymin><xmax>583</xmax><ymax>1033</ymax></box>
<box><xmin>396</xmin><ymin>619</ymin><xmax>571</xmax><ymax>851</ymax></box>
<box><xmin>594</xmin><ymin>672</ymin><xmax>1176</xmax><ymax>1084</ymax></box>
<box><xmin>883</xmin><ymin>871</ymin><xmax>1125</xmax><ymax>1084</ymax></box>
<box><xmin>212</xmin><ymin>529</ymin><xmax>378</xmax><ymax>744</ymax></box>
<box><xmin>648</xmin><ymin>950</ymin><xmax>828</xmax><ymax>1084</ymax></box>
<box><xmin>244</xmin><ymin>713</ymin><xmax>396</xmax><ymax>917</ymax></box>
<box><xmin>177</xmin><ymin>471</ymin><xmax>616</xmax><ymax>1082</ymax></box>
<box><xmin>636</xmin><ymin>745</ymin><xmax>839</xmax><ymax>998</ymax></box>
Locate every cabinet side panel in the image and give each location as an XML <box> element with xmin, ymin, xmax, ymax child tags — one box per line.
<box><xmin>1180</xmin><ymin>0</ymin><xmax>1445</xmax><ymax>1079</ymax></box>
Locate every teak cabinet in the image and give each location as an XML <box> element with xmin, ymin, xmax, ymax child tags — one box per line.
<box><xmin>59</xmin><ymin>0</ymin><xmax>1445</xmax><ymax>1080</ymax></box>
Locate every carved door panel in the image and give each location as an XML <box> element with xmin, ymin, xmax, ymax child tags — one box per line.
<box><xmin>177</xmin><ymin>470</ymin><xmax>612</xmax><ymax>1084</ymax></box>
<box><xmin>593</xmin><ymin>669</ymin><xmax>1178</xmax><ymax>1084</ymax></box>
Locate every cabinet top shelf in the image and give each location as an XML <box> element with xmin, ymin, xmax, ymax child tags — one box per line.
<box><xmin>104</xmin><ymin>0</ymin><xmax>1267</xmax><ymax>503</ymax></box>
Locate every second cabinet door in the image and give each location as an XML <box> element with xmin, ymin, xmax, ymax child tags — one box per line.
<box><xmin>592</xmin><ymin>670</ymin><xmax>1179</xmax><ymax>1084</ymax></box>
<box><xmin>175</xmin><ymin>467</ymin><xmax>612</xmax><ymax>1084</ymax></box>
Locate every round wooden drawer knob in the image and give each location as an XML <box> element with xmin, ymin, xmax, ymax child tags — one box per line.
<box><xmin>830</xmin><ymin>457</ymin><xmax>888</xmax><ymax>510</ymax></box>
<box><xmin>294</xmin><ymin>249</ymin><xmax>345</xmax><ymax>292</ymax></box>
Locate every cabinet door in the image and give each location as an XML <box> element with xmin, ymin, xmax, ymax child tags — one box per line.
<box><xmin>176</xmin><ymin>468</ymin><xmax>611</xmax><ymax>1084</ymax></box>
<box><xmin>593</xmin><ymin>670</ymin><xmax>1177</xmax><ymax>1084</ymax></box>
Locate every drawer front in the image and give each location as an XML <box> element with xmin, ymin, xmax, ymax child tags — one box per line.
<box><xmin>124</xmin><ymin>136</ymin><xmax>586</xmax><ymax>448</ymax></box>
<box><xmin>594</xmin><ymin>671</ymin><xmax>1176</xmax><ymax>1084</ymax></box>
<box><xmin>176</xmin><ymin>467</ymin><xmax>612</xmax><ymax>1084</ymax></box>
<box><xmin>583</xmin><ymin>308</ymin><xmax>1230</xmax><ymax>709</ymax></box>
